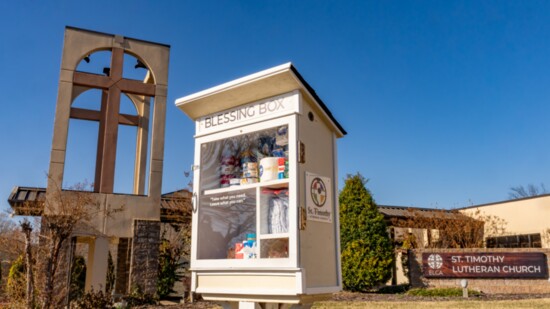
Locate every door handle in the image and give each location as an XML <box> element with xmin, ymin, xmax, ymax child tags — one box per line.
<box><xmin>191</xmin><ymin>192</ymin><xmax>198</xmax><ymax>213</ymax></box>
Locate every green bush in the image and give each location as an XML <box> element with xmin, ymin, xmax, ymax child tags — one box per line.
<box><xmin>407</xmin><ymin>287</ymin><xmax>481</xmax><ymax>297</ymax></box>
<box><xmin>7</xmin><ymin>255</ymin><xmax>26</xmax><ymax>302</ymax></box>
<box><xmin>106</xmin><ymin>251</ymin><xmax>115</xmax><ymax>294</ymax></box>
<box><xmin>157</xmin><ymin>238</ymin><xmax>181</xmax><ymax>298</ymax></box>
<box><xmin>339</xmin><ymin>173</ymin><xmax>394</xmax><ymax>291</ymax></box>
<box><xmin>69</xmin><ymin>255</ymin><xmax>87</xmax><ymax>302</ymax></box>
<box><xmin>123</xmin><ymin>285</ymin><xmax>158</xmax><ymax>307</ymax></box>
<box><xmin>157</xmin><ymin>228</ymin><xmax>190</xmax><ymax>299</ymax></box>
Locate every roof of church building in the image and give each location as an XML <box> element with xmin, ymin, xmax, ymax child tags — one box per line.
<box><xmin>377</xmin><ymin>205</ymin><xmax>469</xmax><ymax>221</ymax></box>
<box><xmin>7</xmin><ymin>186</ymin><xmax>192</xmax><ymax>223</ymax></box>
<box><xmin>456</xmin><ymin>193</ymin><xmax>550</xmax><ymax>210</ymax></box>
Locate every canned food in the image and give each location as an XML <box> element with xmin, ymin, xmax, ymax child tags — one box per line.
<box><xmin>240</xmin><ymin>177</ymin><xmax>259</xmax><ymax>185</ymax></box>
<box><xmin>242</xmin><ymin>162</ymin><xmax>258</xmax><ymax>178</ymax></box>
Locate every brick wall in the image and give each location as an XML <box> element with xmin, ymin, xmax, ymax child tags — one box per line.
<box><xmin>129</xmin><ymin>220</ymin><xmax>161</xmax><ymax>295</ymax></box>
<box><xmin>115</xmin><ymin>238</ymin><xmax>131</xmax><ymax>294</ymax></box>
<box><xmin>409</xmin><ymin>248</ymin><xmax>550</xmax><ymax>294</ymax></box>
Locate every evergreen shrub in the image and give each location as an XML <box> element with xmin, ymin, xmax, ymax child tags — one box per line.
<box><xmin>339</xmin><ymin>173</ymin><xmax>394</xmax><ymax>291</ymax></box>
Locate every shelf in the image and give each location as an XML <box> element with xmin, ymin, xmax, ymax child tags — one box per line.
<box><xmin>260</xmin><ymin>179</ymin><xmax>290</xmax><ymax>190</ymax></box>
<box><xmin>204</xmin><ymin>178</ymin><xmax>289</xmax><ymax>196</ymax></box>
<box><xmin>259</xmin><ymin>233</ymin><xmax>289</xmax><ymax>240</ymax></box>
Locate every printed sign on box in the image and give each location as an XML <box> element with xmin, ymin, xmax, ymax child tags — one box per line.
<box><xmin>306</xmin><ymin>172</ymin><xmax>332</xmax><ymax>223</ymax></box>
<box><xmin>196</xmin><ymin>90</ymin><xmax>300</xmax><ymax>135</ymax></box>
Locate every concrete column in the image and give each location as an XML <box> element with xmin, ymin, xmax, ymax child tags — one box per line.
<box><xmin>85</xmin><ymin>237</ymin><xmax>109</xmax><ymax>292</ymax></box>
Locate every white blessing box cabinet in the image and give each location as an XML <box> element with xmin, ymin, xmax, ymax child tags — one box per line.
<box><xmin>175</xmin><ymin>63</ymin><xmax>346</xmax><ymax>306</ymax></box>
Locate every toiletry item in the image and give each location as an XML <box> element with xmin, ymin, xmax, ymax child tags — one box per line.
<box><xmin>235</xmin><ymin>243</ymin><xmax>244</xmax><ymax>259</ymax></box>
<box><xmin>284</xmin><ymin>159</ymin><xmax>289</xmax><ymax>178</ymax></box>
<box><xmin>277</xmin><ymin>157</ymin><xmax>285</xmax><ymax>179</ymax></box>
<box><xmin>260</xmin><ymin>157</ymin><xmax>279</xmax><ymax>182</ymax></box>
<box><xmin>242</xmin><ymin>239</ymin><xmax>257</xmax><ymax>259</ymax></box>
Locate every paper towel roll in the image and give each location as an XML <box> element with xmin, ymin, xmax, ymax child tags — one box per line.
<box><xmin>260</xmin><ymin>157</ymin><xmax>279</xmax><ymax>182</ymax></box>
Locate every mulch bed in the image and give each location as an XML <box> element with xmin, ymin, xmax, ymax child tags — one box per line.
<box><xmin>137</xmin><ymin>300</ymin><xmax>219</xmax><ymax>309</ymax></box>
<box><xmin>4</xmin><ymin>291</ymin><xmax>549</xmax><ymax>308</ymax></box>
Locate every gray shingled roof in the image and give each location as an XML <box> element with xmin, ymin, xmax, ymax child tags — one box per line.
<box><xmin>7</xmin><ymin>186</ymin><xmax>192</xmax><ymax>223</ymax></box>
<box><xmin>378</xmin><ymin>205</ymin><xmax>467</xmax><ymax>220</ymax></box>
<box><xmin>7</xmin><ymin>186</ymin><xmax>46</xmax><ymax>216</ymax></box>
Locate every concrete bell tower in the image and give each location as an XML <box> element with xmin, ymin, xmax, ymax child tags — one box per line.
<box><xmin>46</xmin><ymin>26</ymin><xmax>170</xmax><ymax>298</ymax></box>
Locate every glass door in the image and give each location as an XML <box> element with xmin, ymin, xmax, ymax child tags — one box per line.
<box><xmin>195</xmin><ymin>124</ymin><xmax>290</xmax><ymax>263</ymax></box>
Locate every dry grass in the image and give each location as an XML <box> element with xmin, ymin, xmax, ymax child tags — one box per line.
<box><xmin>312</xmin><ymin>298</ymin><xmax>550</xmax><ymax>309</ymax></box>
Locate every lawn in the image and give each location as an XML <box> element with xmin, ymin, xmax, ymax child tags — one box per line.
<box><xmin>312</xmin><ymin>299</ymin><xmax>550</xmax><ymax>309</ymax></box>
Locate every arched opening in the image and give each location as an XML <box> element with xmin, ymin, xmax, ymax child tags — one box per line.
<box><xmin>63</xmin><ymin>89</ymin><xmax>102</xmax><ymax>189</ymax></box>
<box><xmin>65</xmin><ymin>47</ymin><xmax>156</xmax><ymax>195</ymax></box>
<box><xmin>76</xmin><ymin>50</ymin><xmax>112</xmax><ymax>76</ymax></box>
<box><xmin>113</xmin><ymin>95</ymin><xmax>138</xmax><ymax>195</ymax></box>
<box><xmin>142</xmin><ymin>96</ymin><xmax>154</xmax><ymax>194</ymax></box>
<box><xmin>75</xmin><ymin>50</ymin><xmax>152</xmax><ymax>83</ymax></box>
<box><xmin>122</xmin><ymin>52</ymin><xmax>150</xmax><ymax>82</ymax></box>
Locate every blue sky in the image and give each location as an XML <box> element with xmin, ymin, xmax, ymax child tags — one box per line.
<box><xmin>1</xmin><ymin>1</ymin><xmax>550</xmax><ymax>212</ymax></box>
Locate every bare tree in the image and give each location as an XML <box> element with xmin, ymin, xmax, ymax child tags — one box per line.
<box><xmin>7</xmin><ymin>180</ymin><xmax>122</xmax><ymax>309</ymax></box>
<box><xmin>38</xmin><ymin>182</ymin><xmax>101</xmax><ymax>309</ymax></box>
<box><xmin>0</xmin><ymin>213</ymin><xmax>25</xmax><ymax>303</ymax></box>
<box><xmin>391</xmin><ymin>208</ymin><xmax>507</xmax><ymax>279</ymax></box>
<box><xmin>392</xmin><ymin>209</ymin><xmax>507</xmax><ymax>249</ymax></box>
<box><xmin>542</xmin><ymin>228</ymin><xmax>550</xmax><ymax>248</ymax></box>
<box><xmin>0</xmin><ymin>213</ymin><xmax>24</xmax><ymax>261</ymax></box>
<box><xmin>40</xmin><ymin>180</ymin><xmax>126</xmax><ymax>308</ymax></box>
<box><xmin>509</xmin><ymin>183</ymin><xmax>547</xmax><ymax>200</ymax></box>
<box><xmin>21</xmin><ymin>219</ymin><xmax>34</xmax><ymax>309</ymax></box>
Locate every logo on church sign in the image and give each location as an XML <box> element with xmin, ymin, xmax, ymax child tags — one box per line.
<box><xmin>422</xmin><ymin>252</ymin><xmax>548</xmax><ymax>278</ymax></box>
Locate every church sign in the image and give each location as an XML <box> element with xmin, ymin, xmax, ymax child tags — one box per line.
<box><xmin>423</xmin><ymin>252</ymin><xmax>548</xmax><ymax>279</ymax></box>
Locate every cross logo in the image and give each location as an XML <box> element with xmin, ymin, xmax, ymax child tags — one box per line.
<box><xmin>427</xmin><ymin>254</ymin><xmax>443</xmax><ymax>269</ymax></box>
<box><xmin>310</xmin><ymin>177</ymin><xmax>327</xmax><ymax>207</ymax></box>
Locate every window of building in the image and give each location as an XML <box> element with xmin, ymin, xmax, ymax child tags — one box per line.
<box><xmin>486</xmin><ymin>233</ymin><xmax>542</xmax><ymax>248</ymax></box>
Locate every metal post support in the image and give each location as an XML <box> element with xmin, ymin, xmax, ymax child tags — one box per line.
<box><xmin>239</xmin><ymin>301</ymin><xmax>262</xmax><ymax>309</ymax></box>
<box><xmin>461</xmin><ymin>279</ymin><xmax>469</xmax><ymax>298</ymax></box>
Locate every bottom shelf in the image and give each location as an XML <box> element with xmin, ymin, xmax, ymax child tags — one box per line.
<box><xmin>260</xmin><ymin>238</ymin><xmax>288</xmax><ymax>259</ymax></box>
<box><xmin>226</xmin><ymin>237</ymin><xmax>289</xmax><ymax>260</ymax></box>
<box><xmin>194</xmin><ymin>268</ymin><xmax>305</xmax><ymax>298</ymax></box>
